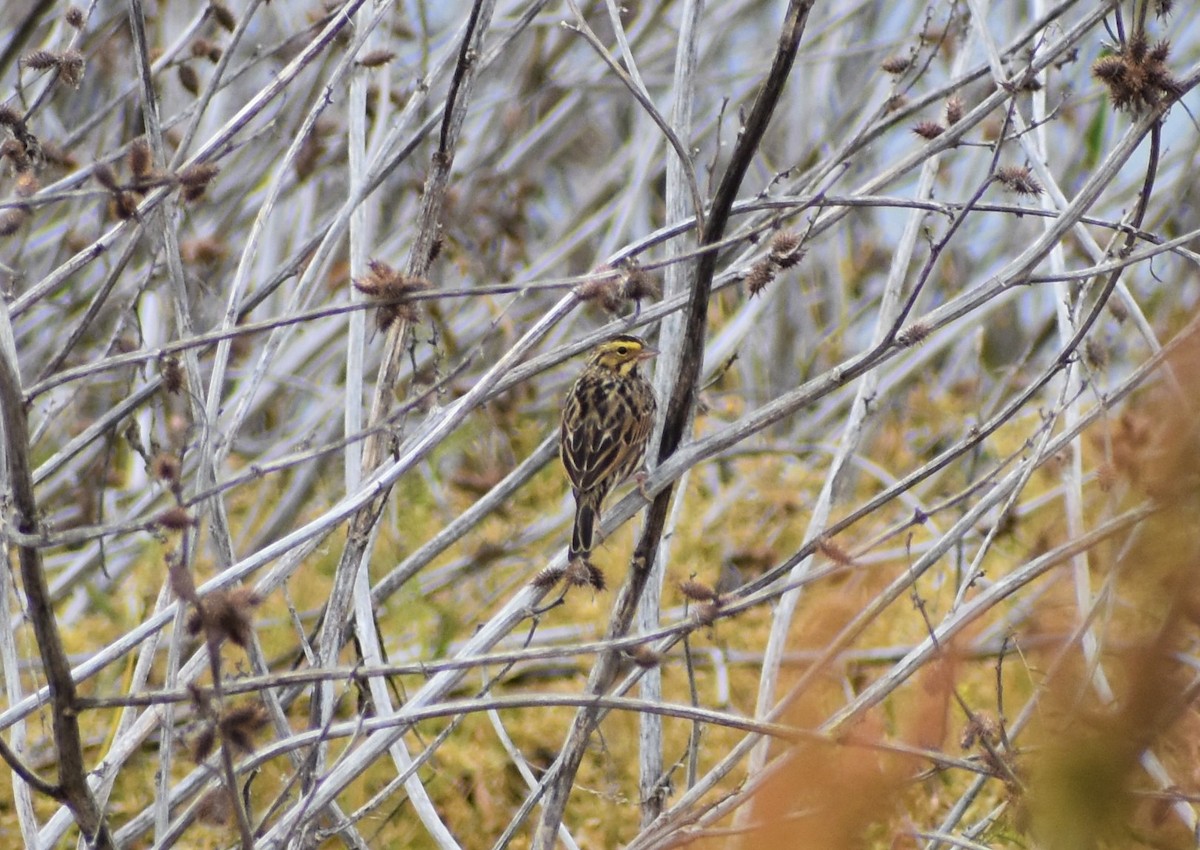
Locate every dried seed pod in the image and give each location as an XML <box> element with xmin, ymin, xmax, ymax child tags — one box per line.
<box><xmin>353</xmin><ymin>259</ymin><xmax>432</xmax><ymax>329</ymax></box>
<box><xmin>1092</xmin><ymin>37</ymin><xmax>1180</xmax><ymax>113</ymax></box>
<box><xmin>563</xmin><ymin>559</ymin><xmax>605</xmax><ymax>591</ymax></box>
<box><xmin>531</xmin><ymin>566</ymin><xmax>565</xmax><ymax>589</ymax></box>
<box><xmin>110</xmin><ymin>191</ymin><xmax>139</xmax><ymax>220</ymax></box>
<box><xmin>693</xmin><ymin>601</ymin><xmax>720</xmax><ymax>627</ymax></box>
<box><xmin>945</xmin><ymin>96</ymin><xmax>964</xmax><ymax>125</ymax></box>
<box><xmin>152</xmin><ymin>452</ymin><xmax>181</xmax><ymax>483</ymax></box>
<box><xmin>575</xmin><ymin>266</ymin><xmax>625</xmax><ymax>313</ymax></box>
<box><xmin>178</xmin><ymin>62</ymin><xmax>200</xmax><ymax>95</ymax></box>
<box><xmin>994</xmin><ymin>165</ymin><xmax>1043</xmax><ymax>196</ymax></box>
<box><xmin>896</xmin><ymin>321</ymin><xmax>931</xmax><ymax>347</ymax></box>
<box><xmin>39</xmin><ymin>141</ymin><xmax>76</xmax><ymax>170</ymax></box>
<box><xmin>0</xmin><ymin>104</ymin><xmax>22</xmax><ymax>129</ymax></box>
<box><xmin>744</xmin><ymin>260</ymin><xmax>775</xmax><ymax>298</ymax></box>
<box><xmin>627</xmin><ymin>644</ymin><xmax>663</xmax><ymax>668</ymax></box>
<box><xmin>167</xmin><ymin>553</ymin><xmax>198</xmax><ymax>603</ymax></box>
<box><xmin>679</xmin><ymin>579</ymin><xmax>719</xmax><ymax>603</ymax></box>
<box><xmin>157</xmin><ymin>506</ymin><xmax>194</xmax><ymax>531</ymax></box>
<box><xmin>177</xmin><ymin>162</ymin><xmax>219</xmax><ymax>187</ymax></box>
<box><xmin>191</xmin><ymin>38</ymin><xmax>222</xmax><ymax>63</ymax></box>
<box><xmin>180</xmin><ymin>236</ymin><xmax>228</xmax><ymax>265</ymax></box>
<box><xmin>195</xmin><ymin>787</ymin><xmax>233</xmax><ymax>824</ymax></box>
<box><xmin>57</xmin><ymin>50</ymin><xmax>84</xmax><ymax>87</ymax></box>
<box><xmin>620</xmin><ymin>266</ymin><xmax>661</xmax><ymax>302</ymax></box>
<box><xmin>817</xmin><ymin>537</ymin><xmax>855</xmax><ymax>566</ymax></box>
<box><xmin>913</xmin><ymin>121</ymin><xmax>945</xmax><ymax>139</ymax></box>
<box><xmin>358</xmin><ymin>49</ymin><xmax>396</xmax><ymax>68</ymax></box>
<box><xmin>177</xmin><ymin>162</ymin><xmax>219</xmax><ymax>202</ymax></box>
<box><xmin>161</xmin><ymin>355</ymin><xmax>184</xmax><ymax>393</ymax></box>
<box><xmin>0</xmin><ymin>208</ymin><xmax>29</xmax><ymax>237</ymax></box>
<box><xmin>768</xmin><ymin>230</ymin><xmax>804</xmax><ymax>269</ymax></box>
<box><xmin>14</xmin><ymin>172</ymin><xmax>39</xmax><ymax>198</ymax></box>
<box><xmin>190</xmin><ymin>725</ymin><xmax>217</xmax><ymax>762</ymax></box>
<box><xmin>584</xmin><ymin>562</ymin><xmax>606</xmax><ymax>591</ymax></box>
<box><xmin>21</xmin><ymin>51</ymin><xmax>58</xmax><ymax>71</ymax></box>
<box><xmin>209</xmin><ymin>1</ymin><xmax>237</xmax><ymax>31</ymax></box>
<box><xmin>93</xmin><ymin>162</ymin><xmax>120</xmax><ymax>190</ymax></box>
<box><xmin>188</xmin><ymin>586</ymin><xmax>262</xmax><ymax>648</ymax></box>
<box><xmin>129</xmin><ymin>138</ymin><xmax>153</xmax><ymax>179</ymax></box>
<box><xmin>219</xmin><ymin>702</ymin><xmax>268</xmax><ymax>752</ymax></box>
<box><xmin>0</xmin><ymin>139</ymin><xmax>30</xmax><ymax>172</ymax></box>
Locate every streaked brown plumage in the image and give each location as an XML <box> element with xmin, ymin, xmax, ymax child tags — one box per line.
<box><xmin>560</xmin><ymin>335</ymin><xmax>657</xmax><ymax>565</ymax></box>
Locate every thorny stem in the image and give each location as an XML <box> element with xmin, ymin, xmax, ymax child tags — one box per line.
<box><xmin>0</xmin><ymin>331</ymin><xmax>112</xmax><ymax>846</ymax></box>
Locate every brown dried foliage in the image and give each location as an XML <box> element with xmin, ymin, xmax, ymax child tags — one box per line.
<box><xmin>1020</xmin><ymin>322</ymin><xmax>1200</xmax><ymax>847</ymax></box>
<box><xmin>1023</xmin><ymin>596</ymin><xmax>1197</xmax><ymax>849</ymax></box>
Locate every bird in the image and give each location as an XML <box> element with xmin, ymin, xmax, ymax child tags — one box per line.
<box><xmin>560</xmin><ymin>334</ymin><xmax>658</xmax><ymax>569</ymax></box>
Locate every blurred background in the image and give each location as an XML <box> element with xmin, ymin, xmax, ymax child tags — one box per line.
<box><xmin>4</xmin><ymin>0</ymin><xmax>1200</xmax><ymax>847</ymax></box>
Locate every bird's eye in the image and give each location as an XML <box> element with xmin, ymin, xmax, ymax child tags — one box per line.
<box><xmin>617</xmin><ymin>346</ymin><xmax>628</xmax><ymax>355</ymax></box>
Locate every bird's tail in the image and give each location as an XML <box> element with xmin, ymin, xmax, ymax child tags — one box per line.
<box><xmin>569</xmin><ymin>495</ymin><xmax>598</xmax><ymax>562</ymax></box>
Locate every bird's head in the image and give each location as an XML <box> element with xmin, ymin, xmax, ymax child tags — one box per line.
<box><xmin>588</xmin><ymin>335</ymin><xmax>658</xmax><ymax>376</ymax></box>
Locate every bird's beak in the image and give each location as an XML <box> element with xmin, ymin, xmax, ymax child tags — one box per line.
<box><xmin>637</xmin><ymin>346</ymin><xmax>659</xmax><ymax>361</ymax></box>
